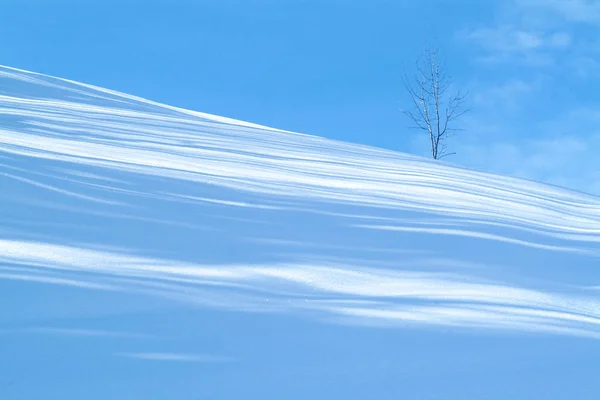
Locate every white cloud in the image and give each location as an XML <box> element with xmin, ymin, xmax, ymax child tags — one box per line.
<box><xmin>566</xmin><ymin>54</ymin><xmax>600</xmax><ymax>78</ymax></box>
<box><xmin>517</xmin><ymin>0</ymin><xmax>600</xmax><ymax>23</ymax></box>
<box><xmin>462</xmin><ymin>25</ymin><xmax>571</xmax><ymax>64</ymax></box>
<box><xmin>471</xmin><ymin>79</ymin><xmax>535</xmax><ymax>110</ymax></box>
<box><xmin>548</xmin><ymin>31</ymin><xmax>572</xmax><ymax>47</ymax></box>
<box><xmin>459</xmin><ymin>0</ymin><xmax>600</xmax><ymax>71</ymax></box>
<box><xmin>456</xmin><ymin>1</ymin><xmax>600</xmax><ymax>192</ymax></box>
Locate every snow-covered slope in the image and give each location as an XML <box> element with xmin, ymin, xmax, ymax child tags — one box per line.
<box><xmin>1</xmin><ymin>65</ymin><xmax>599</xmax><ymax>399</ymax></box>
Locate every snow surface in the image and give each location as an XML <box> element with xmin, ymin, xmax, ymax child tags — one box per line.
<box><xmin>1</xmin><ymin>65</ymin><xmax>600</xmax><ymax>399</ymax></box>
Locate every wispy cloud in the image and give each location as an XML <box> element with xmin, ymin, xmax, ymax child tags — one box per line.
<box><xmin>453</xmin><ymin>0</ymin><xmax>600</xmax><ymax>192</ymax></box>
<box><xmin>455</xmin><ymin>107</ymin><xmax>600</xmax><ymax>196</ymax></box>
<box><xmin>517</xmin><ymin>0</ymin><xmax>600</xmax><ymax>23</ymax></box>
<box><xmin>567</xmin><ymin>54</ymin><xmax>600</xmax><ymax>78</ymax></box>
<box><xmin>470</xmin><ymin>79</ymin><xmax>535</xmax><ymax>110</ymax></box>
<box><xmin>117</xmin><ymin>352</ymin><xmax>234</xmax><ymax>363</ymax></box>
<box><xmin>461</xmin><ymin>0</ymin><xmax>600</xmax><ymax>70</ymax></box>
<box><xmin>461</xmin><ymin>25</ymin><xmax>571</xmax><ymax>64</ymax></box>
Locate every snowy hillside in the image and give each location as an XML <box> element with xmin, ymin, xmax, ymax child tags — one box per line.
<box><xmin>1</xmin><ymin>65</ymin><xmax>600</xmax><ymax>399</ymax></box>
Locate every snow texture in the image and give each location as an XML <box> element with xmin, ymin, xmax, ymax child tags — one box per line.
<box><xmin>1</xmin><ymin>64</ymin><xmax>600</xmax><ymax>399</ymax></box>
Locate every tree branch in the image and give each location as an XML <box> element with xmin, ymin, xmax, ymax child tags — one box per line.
<box><xmin>401</xmin><ymin>43</ymin><xmax>470</xmax><ymax>160</ymax></box>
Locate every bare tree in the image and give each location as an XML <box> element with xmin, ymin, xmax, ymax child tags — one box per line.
<box><xmin>401</xmin><ymin>43</ymin><xmax>470</xmax><ymax>160</ymax></box>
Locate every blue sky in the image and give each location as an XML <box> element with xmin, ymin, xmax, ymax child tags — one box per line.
<box><xmin>1</xmin><ymin>0</ymin><xmax>599</xmax><ymax>196</ymax></box>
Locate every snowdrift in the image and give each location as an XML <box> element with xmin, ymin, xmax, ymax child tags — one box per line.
<box><xmin>1</xmin><ymin>64</ymin><xmax>599</xmax><ymax>340</ymax></box>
